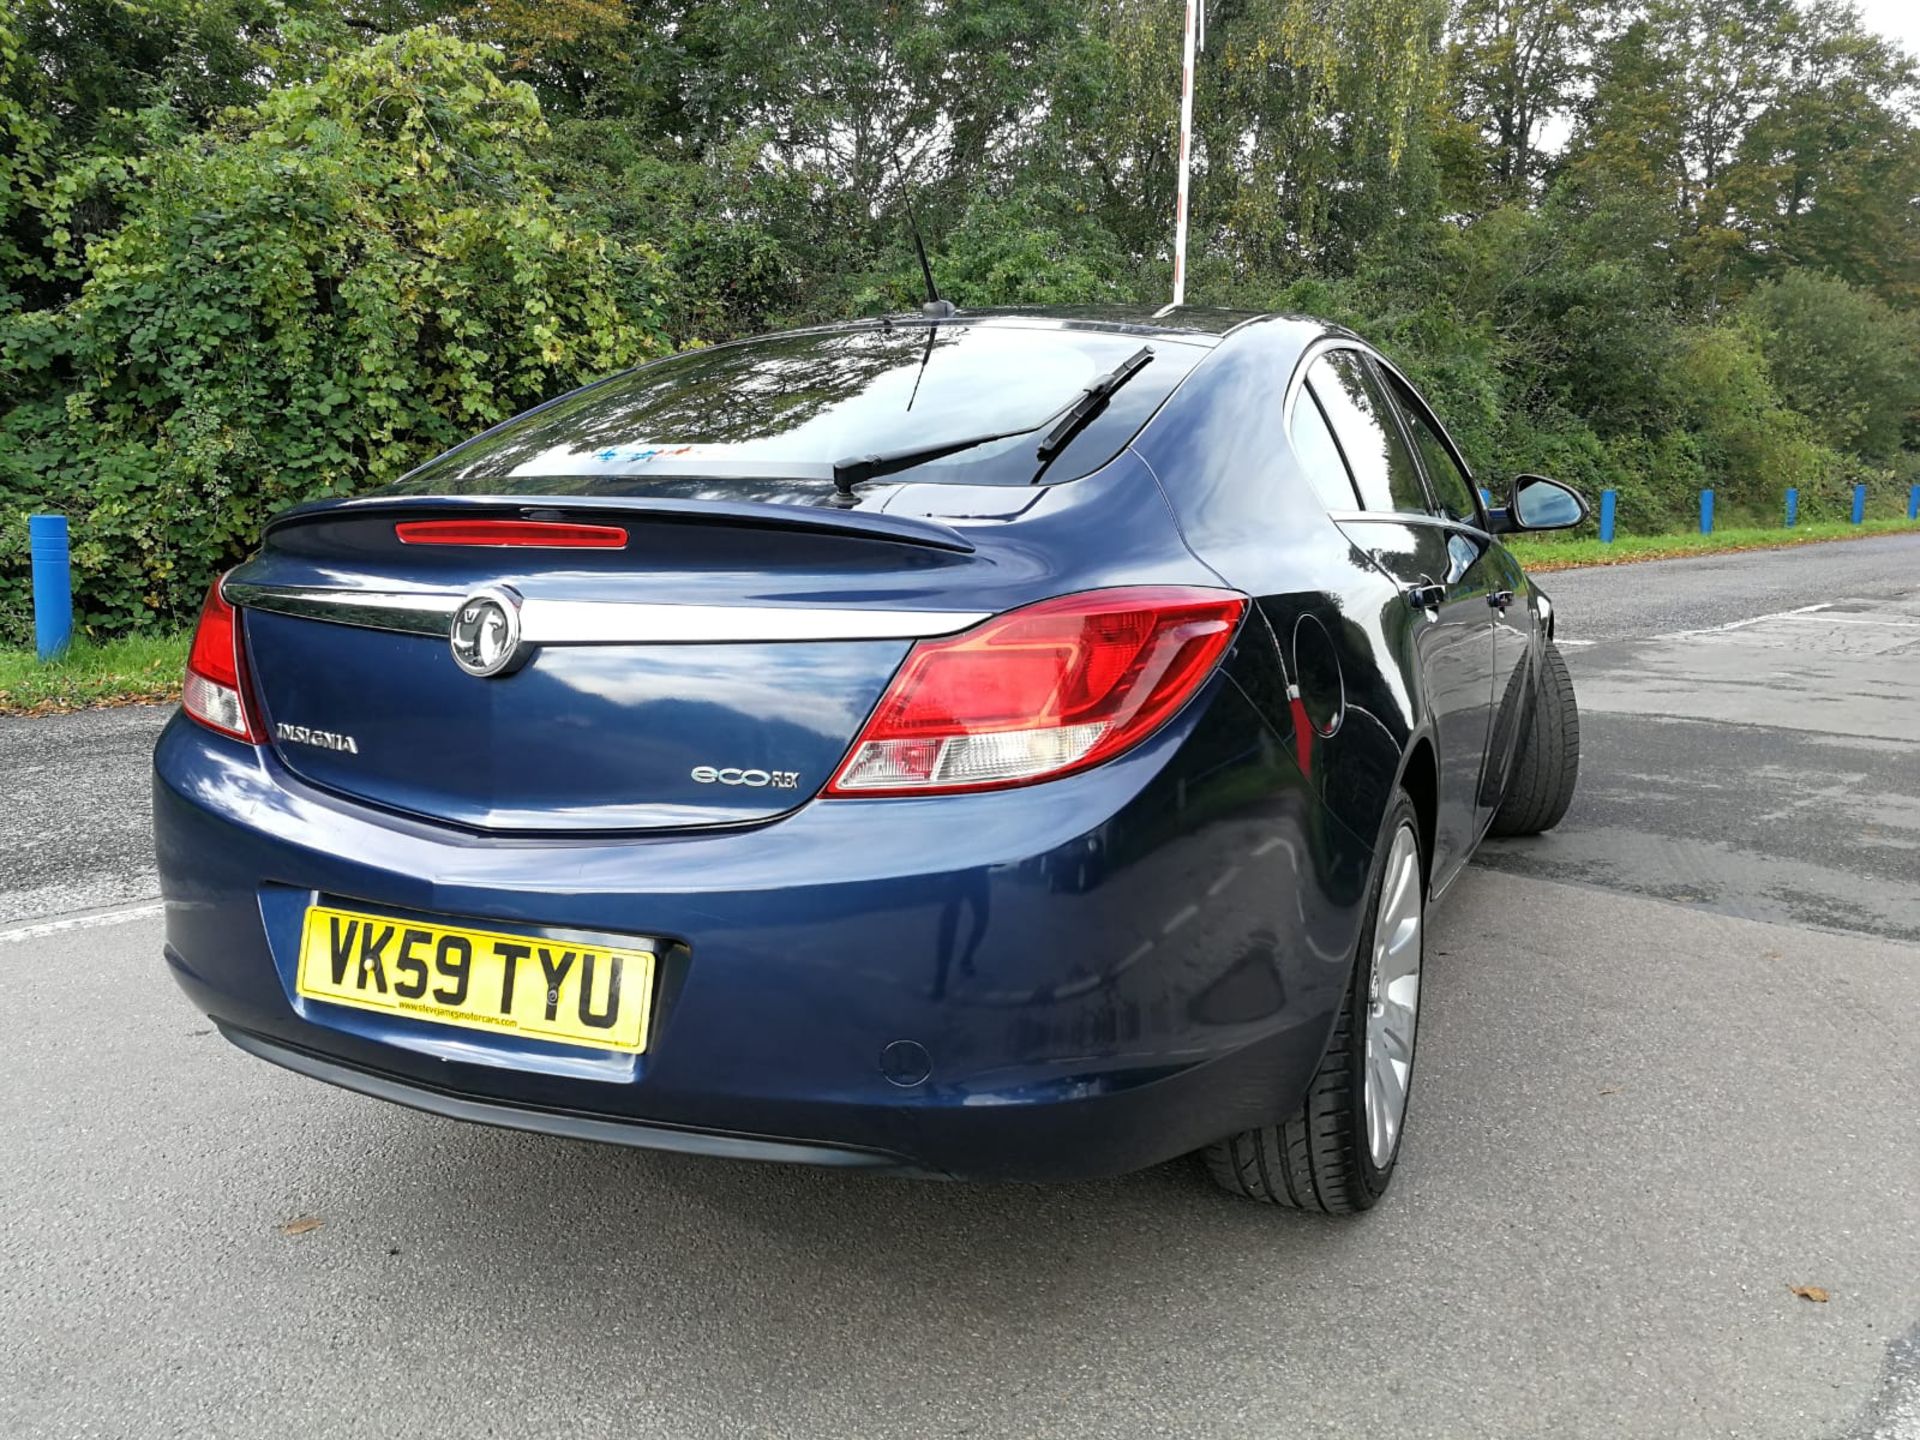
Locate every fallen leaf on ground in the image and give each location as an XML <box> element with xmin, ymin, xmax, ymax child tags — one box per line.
<box><xmin>1788</xmin><ymin>1285</ymin><xmax>1830</xmax><ymax>1303</ymax></box>
<box><xmin>278</xmin><ymin>1216</ymin><xmax>325</xmax><ymax>1236</ymax></box>
<box><xmin>1598</xmin><ymin>1087</ymin><xmax>1622</xmax><ymax>1096</ymax></box>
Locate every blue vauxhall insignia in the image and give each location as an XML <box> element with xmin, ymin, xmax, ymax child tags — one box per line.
<box><xmin>154</xmin><ymin>307</ymin><xmax>1589</xmax><ymax>1211</ymax></box>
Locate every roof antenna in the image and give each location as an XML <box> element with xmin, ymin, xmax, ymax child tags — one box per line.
<box><xmin>907</xmin><ymin>204</ymin><xmax>957</xmax><ymax>319</ymax></box>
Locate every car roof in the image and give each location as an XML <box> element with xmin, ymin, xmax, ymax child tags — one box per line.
<box><xmin>751</xmin><ymin>304</ymin><xmax>1315</xmax><ymax>348</ymax></box>
<box><xmin>885</xmin><ymin>306</ymin><xmax>1351</xmax><ymax>359</ymax></box>
<box><xmin>944</xmin><ymin>305</ymin><xmax>1260</xmax><ymax>341</ymax></box>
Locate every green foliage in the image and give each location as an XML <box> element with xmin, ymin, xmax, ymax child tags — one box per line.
<box><xmin>0</xmin><ymin>28</ymin><xmax>667</xmax><ymax>638</ymax></box>
<box><xmin>1742</xmin><ymin>272</ymin><xmax>1920</xmax><ymax>462</ymax></box>
<box><xmin>930</xmin><ymin>184</ymin><xmax>1133</xmax><ymax>306</ymax></box>
<box><xmin>4</xmin><ymin>0</ymin><xmax>1919</xmax><ymax>640</ymax></box>
<box><xmin>0</xmin><ymin>3</ymin><xmax>48</xmax><ymax>296</ymax></box>
<box><xmin>1447</xmin><ymin>0</ymin><xmax>1589</xmax><ymax>203</ymax></box>
<box><xmin>539</xmin><ymin>125</ymin><xmax>804</xmax><ymax>344</ymax></box>
<box><xmin>1664</xmin><ymin>322</ymin><xmax>1836</xmax><ymax>520</ymax></box>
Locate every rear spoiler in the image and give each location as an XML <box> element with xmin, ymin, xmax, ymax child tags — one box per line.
<box><xmin>263</xmin><ymin>492</ymin><xmax>977</xmax><ymax>555</ymax></box>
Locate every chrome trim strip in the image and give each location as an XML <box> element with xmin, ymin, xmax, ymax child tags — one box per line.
<box><xmin>223</xmin><ymin>582</ymin><xmax>453</xmax><ymax>637</ymax></box>
<box><xmin>517</xmin><ymin>598</ymin><xmax>987</xmax><ymax>643</ymax></box>
<box><xmin>1327</xmin><ymin>510</ymin><xmax>1494</xmax><ymax>542</ymax></box>
<box><xmin>223</xmin><ymin>580</ymin><xmax>988</xmax><ymax>643</ymax></box>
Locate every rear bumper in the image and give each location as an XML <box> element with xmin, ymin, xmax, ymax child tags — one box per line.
<box><xmin>153</xmin><ymin>683</ymin><xmax>1374</xmax><ymax>1182</ymax></box>
<box><xmin>213</xmin><ymin>1021</ymin><xmax>918</xmax><ymax>1172</ymax></box>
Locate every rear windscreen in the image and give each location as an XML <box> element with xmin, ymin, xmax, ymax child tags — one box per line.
<box><xmin>397</xmin><ymin>322</ymin><xmax>1205</xmax><ymax>492</ymax></box>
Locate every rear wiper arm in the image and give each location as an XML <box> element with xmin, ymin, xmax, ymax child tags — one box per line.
<box><xmin>832</xmin><ymin>423</ymin><xmax>1039</xmax><ymax>495</ymax></box>
<box><xmin>830</xmin><ymin>344</ymin><xmax>1154</xmax><ymax>496</ymax></box>
<box><xmin>1033</xmin><ymin>346</ymin><xmax>1154</xmax><ymax>472</ymax></box>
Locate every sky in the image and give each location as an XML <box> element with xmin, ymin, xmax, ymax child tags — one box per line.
<box><xmin>1852</xmin><ymin>0</ymin><xmax>1920</xmax><ymax>58</ymax></box>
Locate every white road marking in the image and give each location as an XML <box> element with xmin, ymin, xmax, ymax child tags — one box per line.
<box><xmin>0</xmin><ymin>901</ymin><xmax>163</xmax><ymax>946</ymax></box>
<box><xmin>1206</xmin><ymin>866</ymin><xmax>1241</xmax><ymax>898</ymax></box>
<box><xmin>1768</xmin><ymin>614</ymin><xmax>1920</xmax><ymax>630</ymax></box>
<box><xmin>1161</xmin><ymin>904</ymin><xmax>1200</xmax><ymax>935</ymax></box>
<box><xmin>1657</xmin><ymin>602</ymin><xmax>1830</xmax><ymax>640</ymax></box>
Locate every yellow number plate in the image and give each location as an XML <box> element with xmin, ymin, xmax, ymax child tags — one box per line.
<box><xmin>296</xmin><ymin>905</ymin><xmax>654</xmax><ymax>1054</ymax></box>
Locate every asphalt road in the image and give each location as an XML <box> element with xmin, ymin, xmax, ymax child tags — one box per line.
<box><xmin>2</xmin><ymin>532</ymin><xmax>1917</xmax><ymax>1438</ymax></box>
<box><xmin>0</xmin><ymin>705</ymin><xmax>170</xmax><ymax>924</ymax></box>
<box><xmin>1531</xmin><ymin>531</ymin><xmax>1920</xmax><ymax>644</ymax></box>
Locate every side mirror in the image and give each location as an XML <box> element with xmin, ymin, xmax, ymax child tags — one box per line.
<box><xmin>1498</xmin><ymin>474</ymin><xmax>1589</xmax><ymax>533</ymax></box>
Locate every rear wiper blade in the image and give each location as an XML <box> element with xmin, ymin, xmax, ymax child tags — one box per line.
<box><xmin>1032</xmin><ymin>345</ymin><xmax>1155</xmax><ymax>471</ymax></box>
<box><xmin>830</xmin><ymin>343</ymin><xmax>1155</xmax><ymax>496</ymax></box>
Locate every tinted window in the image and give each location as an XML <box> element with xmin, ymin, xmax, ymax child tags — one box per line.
<box><xmin>398</xmin><ymin>323</ymin><xmax>1204</xmax><ymax>493</ymax></box>
<box><xmin>1289</xmin><ymin>388</ymin><xmax>1360</xmax><ymax>510</ymax></box>
<box><xmin>1382</xmin><ymin>373</ymin><xmax>1481</xmax><ymax>525</ymax></box>
<box><xmin>1308</xmin><ymin>352</ymin><xmax>1428</xmax><ymax>514</ymax></box>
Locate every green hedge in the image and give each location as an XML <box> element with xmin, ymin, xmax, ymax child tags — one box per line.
<box><xmin>0</xmin><ymin>30</ymin><xmax>668</xmax><ymax>643</ymax></box>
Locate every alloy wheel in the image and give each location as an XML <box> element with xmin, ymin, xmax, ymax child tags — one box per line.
<box><xmin>1364</xmin><ymin>823</ymin><xmax>1423</xmax><ymax>1170</ymax></box>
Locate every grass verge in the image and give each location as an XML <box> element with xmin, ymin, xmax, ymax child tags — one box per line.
<box><xmin>0</xmin><ymin>630</ymin><xmax>189</xmax><ymax>716</ymax></box>
<box><xmin>1508</xmin><ymin>516</ymin><xmax>1918</xmax><ymax>571</ymax></box>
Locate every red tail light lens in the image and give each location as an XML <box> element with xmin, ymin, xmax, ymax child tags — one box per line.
<box><xmin>395</xmin><ymin>520</ymin><xmax>628</xmax><ymax>548</ymax></box>
<box><xmin>826</xmin><ymin>587</ymin><xmax>1246</xmax><ymax>796</ymax></box>
<box><xmin>182</xmin><ymin>577</ymin><xmax>261</xmax><ymax>742</ymax></box>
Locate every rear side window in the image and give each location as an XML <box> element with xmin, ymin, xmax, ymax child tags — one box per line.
<box><xmin>1308</xmin><ymin>352</ymin><xmax>1428</xmax><ymax>514</ymax></box>
<box><xmin>1380</xmin><ymin>371</ymin><xmax>1481</xmax><ymax>525</ymax></box>
<box><xmin>1289</xmin><ymin>388</ymin><xmax>1360</xmax><ymax>510</ymax></box>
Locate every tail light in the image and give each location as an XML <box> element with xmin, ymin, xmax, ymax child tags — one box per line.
<box><xmin>825</xmin><ymin>586</ymin><xmax>1246</xmax><ymax>796</ymax></box>
<box><xmin>182</xmin><ymin>576</ymin><xmax>262</xmax><ymax>743</ymax></box>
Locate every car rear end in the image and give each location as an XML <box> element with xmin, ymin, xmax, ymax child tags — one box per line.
<box><xmin>153</xmin><ymin>317</ymin><xmax>1361</xmax><ymax>1179</ymax></box>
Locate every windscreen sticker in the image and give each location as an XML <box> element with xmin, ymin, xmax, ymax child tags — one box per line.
<box><xmin>508</xmin><ymin>442</ymin><xmax>741</xmax><ymax>477</ymax></box>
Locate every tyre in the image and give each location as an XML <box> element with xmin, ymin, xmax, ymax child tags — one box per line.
<box><xmin>1205</xmin><ymin>794</ymin><xmax>1424</xmax><ymax>1213</ymax></box>
<box><xmin>1490</xmin><ymin>640</ymin><xmax>1580</xmax><ymax>837</ymax></box>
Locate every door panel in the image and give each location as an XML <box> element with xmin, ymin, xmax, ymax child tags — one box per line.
<box><xmin>1308</xmin><ymin>346</ymin><xmax>1499</xmax><ymax>891</ymax></box>
<box><xmin>1334</xmin><ymin>519</ymin><xmax>1496</xmax><ymax>886</ymax></box>
<box><xmin>1363</xmin><ymin>356</ymin><xmax>1512</xmax><ymax>865</ymax></box>
<box><xmin>1480</xmin><ymin>544</ymin><xmax>1536</xmax><ymax>820</ymax></box>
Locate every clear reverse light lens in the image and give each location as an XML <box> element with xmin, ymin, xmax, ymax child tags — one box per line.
<box><xmin>182</xmin><ymin>668</ymin><xmax>250</xmax><ymax>739</ymax></box>
<box><xmin>836</xmin><ymin>722</ymin><xmax>1109</xmax><ymax>792</ymax></box>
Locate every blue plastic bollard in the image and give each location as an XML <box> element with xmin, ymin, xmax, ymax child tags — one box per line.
<box><xmin>1852</xmin><ymin>483</ymin><xmax>1866</xmax><ymax>525</ymax></box>
<box><xmin>1700</xmin><ymin>489</ymin><xmax>1714</xmax><ymax>535</ymax></box>
<box><xmin>1909</xmin><ymin>483</ymin><xmax>1918</xmax><ymax>521</ymax></box>
<box><xmin>1785</xmin><ymin>487</ymin><xmax>1798</xmax><ymax>528</ymax></box>
<box><xmin>1598</xmin><ymin>489</ymin><xmax>1617</xmax><ymax>543</ymax></box>
<box><xmin>29</xmin><ymin>514</ymin><xmax>73</xmax><ymax>662</ymax></box>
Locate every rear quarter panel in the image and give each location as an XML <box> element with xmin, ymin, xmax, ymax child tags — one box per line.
<box><xmin>1131</xmin><ymin>318</ymin><xmax>1425</xmax><ymax>859</ymax></box>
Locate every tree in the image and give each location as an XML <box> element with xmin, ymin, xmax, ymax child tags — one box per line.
<box><xmin>3</xmin><ymin>28</ymin><xmax>669</xmax><ymax>632</ymax></box>
<box><xmin>1448</xmin><ymin>0</ymin><xmax>1589</xmax><ymax>204</ymax></box>
<box><xmin>1569</xmin><ymin>0</ymin><xmax>1920</xmax><ymax>310</ymax></box>
<box><xmin>1054</xmin><ymin>0</ymin><xmax>1450</xmax><ymax>286</ymax></box>
<box><xmin>1719</xmin><ymin>3</ymin><xmax>1920</xmax><ymax>304</ymax></box>
<box><xmin>1743</xmin><ymin>271</ymin><xmax>1920</xmax><ymax>460</ymax></box>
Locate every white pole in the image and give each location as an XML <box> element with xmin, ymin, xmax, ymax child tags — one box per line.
<box><xmin>1171</xmin><ymin>0</ymin><xmax>1198</xmax><ymax>307</ymax></box>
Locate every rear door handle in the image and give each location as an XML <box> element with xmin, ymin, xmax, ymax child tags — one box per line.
<box><xmin>1488</xmin><ymin>589</ymin><xmax>1515</xmax><ymax>611</ymax></box>
<box><xmin>1405</xmin><ymin>583</ymin><xmax>1447</xmax><ymax>612</ymax></box>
